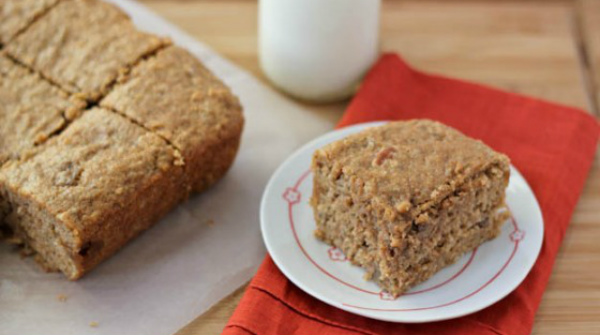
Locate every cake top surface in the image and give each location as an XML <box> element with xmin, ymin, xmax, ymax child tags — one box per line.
<box><xmin>0</xmin><ymin>0</ymin><xmax>58</xmax><ymax>44</ymax></box>
<box><xmin>0</xmin><ymin>108</ymin><xmax>183</xmax><ymax>235</ymax></box>
<box><xmin>101</xmin><ymin>46</ymin><xmax>244</xmax><ymax>157</ymax></box>
<box><xmin>313</xmin><ymin>119</ymin><xmax>509</xmax><ymax>208</ymax></box>
<box><xmin>0</xmin><ymin>54</ymin><xmax>85</xmax><ymax>164</ymax></box>
<box><xmin>5</xmin><ymin>0</ymin><xmax>166</xmax><ymax>101</ymax></box>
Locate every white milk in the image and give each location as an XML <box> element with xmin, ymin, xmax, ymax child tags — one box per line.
<box><xmin>259</xmin><ymin>0</ymin><xmax>381</xmax><ymax>102</ymax></box>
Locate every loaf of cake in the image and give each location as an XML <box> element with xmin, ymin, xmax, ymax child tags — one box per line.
<box><xmin>311</xmin><ymin>120</ymin><xmax>510</xmax><ymax>296</ymax></box>
<box><xmin>0</xmin><ymin>0</ymin><xmax>244</xmax><ymax>279</ymax></box>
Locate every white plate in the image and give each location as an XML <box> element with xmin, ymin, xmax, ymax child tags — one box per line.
<box><xmin>261</xmin><ymin>121</ymin><xmax>544</xmax><ymax>323</ymax></box>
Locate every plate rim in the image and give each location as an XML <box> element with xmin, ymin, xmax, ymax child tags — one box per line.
<box><xmin>260</xmin><ymin>121</ymin><xmax>544</xmax><ymax>323</ymax></box>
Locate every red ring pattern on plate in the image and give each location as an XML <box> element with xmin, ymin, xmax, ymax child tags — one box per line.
<box><xmin>283</xmin><ymin>170</ymin><xmax>522</xmax><ymax>311</ymax></box>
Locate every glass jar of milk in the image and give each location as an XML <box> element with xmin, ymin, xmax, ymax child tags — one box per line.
<box><xmin>259</xmin><ymin>0</ymin><xmax>381</xmax><ymax>103</ymax></box>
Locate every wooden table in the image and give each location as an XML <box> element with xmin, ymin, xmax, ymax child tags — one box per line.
<box><xmin>137</xmin><ymin>1</ymin><xmax>600</xmax><ymax>334</ymax></box>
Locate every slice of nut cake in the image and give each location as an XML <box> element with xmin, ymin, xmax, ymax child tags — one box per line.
<box><xmin>310</xmin><ymin>120</ymin><xmax>510</xmax><ymax>296</ymax></box>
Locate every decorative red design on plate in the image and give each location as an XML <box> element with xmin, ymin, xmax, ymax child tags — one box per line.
<box><xmin>282</xmin><ymin>188</ymin><xmax>301</xmax><ymax>205</ymax></box>
<box><xmin>510</xmin><ymin>229</ymin><xmax>525</xmax><ymax>242</ymax></box>
<box><xmin>328</xmin><ymin>247</ymin><xmax>347</xmax><ymax>262</ymax></box>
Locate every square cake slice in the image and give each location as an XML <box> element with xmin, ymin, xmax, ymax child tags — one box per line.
<box><xmin>0</xmin><ymin>108</ymin><xmax>186</xmax><ymax>279</ymax></box>
<box><xmin>5</xmin><ymin>0</ymin><xmax>167</xmax><ymax>102</ymax></box>
<box><xmin>0</xmin><ymin>0</ymin><xmax>58</xmax><ymax>45</ymax></box>
<box><xmin>101</xmin><ymin>46</ymin><xmax>244</xmax><ymax>192</ymax></box>
<box><xmin>311</xmin><ymin>120</ymin><xmax>510</xmax><ymax>296</ymax></box>
<box><xmin>0</xmin><ymin>54</ymin><xmax>85</xmax><ymax>165</ymax></box>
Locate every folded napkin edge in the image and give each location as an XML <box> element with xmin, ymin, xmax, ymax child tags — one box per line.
<box><xmin>374</xmin><ymin>53</ymin><xmax>600</xmax><ymax>123</ymax></box>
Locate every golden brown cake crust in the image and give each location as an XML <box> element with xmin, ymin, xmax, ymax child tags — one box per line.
<box><xmin>313</xmin><ymin>119</ymin><xmax>509</xmax><ymax>214</ymax></box>
<box><xmin>0</xmin><ymin>0</ymin><xmax>58</xmax><ymax>44</ymax></box>
<box><xmin>101</xmin><ymin>46</ymin><xmax>244</xmax><ymax>192</ymax></box>
<box><xmin>5</xmin><ymin>0</ymin><xmax>168</xmax><ymax>101</ymax></box>
<box><xmin>311</xmin><ymin>120</ymin><xmax>510</xmax><ymax>296</ymax></box>
<box><xmin>0</xmin><ymin>108</ymin><xmax>186</xmax><ymax>279</ymax></box>
<box><xmin>0</xmin><ymin>54</ymin><xmax>85</xmax><ymax>165</ymax></box>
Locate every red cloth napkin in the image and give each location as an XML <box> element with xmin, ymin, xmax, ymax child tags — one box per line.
<box><xmin>223</xmin><ymin>54</ymin><xmax>600</xmax><ymax>335</ymax></box>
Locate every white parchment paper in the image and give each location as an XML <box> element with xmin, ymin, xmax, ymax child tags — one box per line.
<box><xmin>0</xmin><ymin>1</ymin><xmax>335</xmax><ymax>334</ymax></box>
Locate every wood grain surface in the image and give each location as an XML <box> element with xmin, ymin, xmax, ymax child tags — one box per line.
<box><xmin>135</xmin><ymin>1</ymin><xmax>600</xmax><ymax>334</ymax></box>
<box><xmin>580</xmin><ymin>0</ymin><xmax>600</xmax><ymax>113</ymax></box>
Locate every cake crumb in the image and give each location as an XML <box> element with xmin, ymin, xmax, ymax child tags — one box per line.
<box><xmin>395</xmin><ymin>200</ymin><xmax>411</xmax><ymax>214</ymax></box>
<box><xmin>89</xmin><ymin>321</ymin><xmax>99</xmax><ymax>328</ymax></box>
<box><xmin>57</xmin><ymin>294</ymin><xmax>68</xmax><ymax>302</ymax></box>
